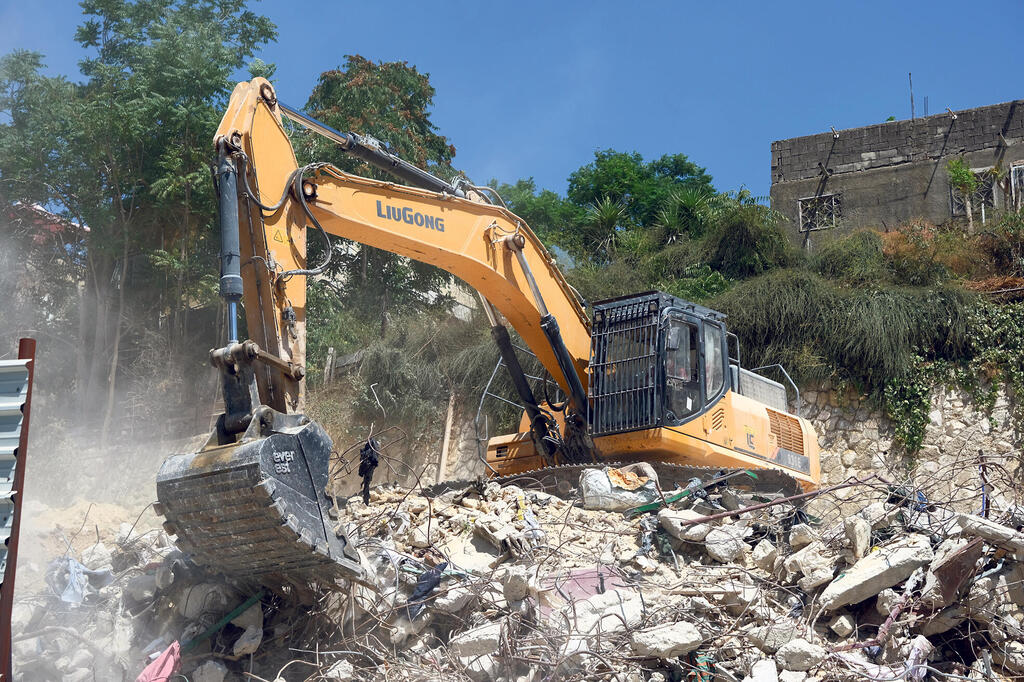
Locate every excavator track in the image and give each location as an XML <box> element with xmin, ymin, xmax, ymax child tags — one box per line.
<box><xmin>424</xmin><ymin>461</ymin><xmax>804</xmax><ymax>502</ymax></box>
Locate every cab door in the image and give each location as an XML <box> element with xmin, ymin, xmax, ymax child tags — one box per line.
<box><xmin>662</xmin><ymin>314</ymin><xmax>730</xmax><ymax>433</ymax></box>
<box><xmin>663</xmin><ymin>314</ymin><xmax>703</xmax><ymax>425</ymax></box>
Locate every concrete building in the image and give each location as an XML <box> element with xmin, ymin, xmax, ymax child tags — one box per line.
<box><xmin>770</xmin><ymin>100</ymin><xmax>1024</xmax><ymax>248</ymax></box>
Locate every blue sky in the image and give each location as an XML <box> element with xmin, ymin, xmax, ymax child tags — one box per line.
<box><xmin>3</xmin><ymin>1</ymin><xmax>1023</xmax><ymax>199</ymax></box>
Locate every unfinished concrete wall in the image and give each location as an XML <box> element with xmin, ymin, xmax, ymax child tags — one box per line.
<box><xmin>770</xmin><ymin>101</ymin><xmax>1024</xmax><ymax>248</ymax></box>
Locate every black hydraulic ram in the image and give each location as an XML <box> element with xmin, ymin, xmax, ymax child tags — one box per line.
<box><xmin>504</xmin><ymin>234</ymin><xmax>588</xmax><ymax>414</ymax></box>
<box><xmin>489</xmin><ymin>324</ymin><xmax>558</xmax><ymax>458</ymax></box>
<box><xmin>216</xmin><ymin>141</ymin><xmax>243</xmax><ymax>344</ymax></box>
<box><xmin>278</xmin><ymin>102</ymin><xmax>465</xmax><ymax>198</ymax></box>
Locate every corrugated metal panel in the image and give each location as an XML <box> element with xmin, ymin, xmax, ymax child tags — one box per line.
<box><xmin>0</xmin><ymin>359</ymin><xmax>30</xmax><ymax>580</ymax></box>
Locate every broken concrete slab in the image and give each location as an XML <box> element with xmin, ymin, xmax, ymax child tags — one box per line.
<box><xmin>705</xmin><ymin>524</ymin><xmax>748</xmax><ymax>563</ymax></box>
<box><xmin>434</xmin><ymin>585</ymin><xmax>478</xmax><ymax>614</ymax></box>
<box><xmin>844</xmin><ymin>516</ymin><xmax>871</xmax><ymax>559</ymax></box>
<box><xmin>957</xmin><ymin>514</ymin><xmax>1024</xmax><ymax>553</ymax></box>
<box><xmin>192</xmin><ymin>660</ymin><xmax>228</xmax><ymax>682</ymax></box>
<box><xmin>450</xmin><ymin>621</ymin><xmax>502</xmax><ymax>657</ymax></box>
<box><xmin>829</xmin><ymin>613</ymin><xmax>855</xmax><ymax>638</ymax></box>
<box><xmin>750</xmin><ymin>658</ymin><xmax>779</xmax><ymax>682</ymax></box>
<box><xmin>775</xmin><ymin>639</ymin><xmax>826</xmax><ymax>672</ymax></box>
<box><xmin>788</xmin><ymin>523</ymin><xmax>816</xmax><ymax>549</ymax></box>
<box><xmin>580</xmin><ymin>467</ymin><xmax>660</xmax><ymax>511</ymax></box>
<box><xmin>747</xmin><ymin>623</ymin><xmax>800</xmax><ymax>654</ymax></box>
<box><xmin>324</xmin><ymin>659</ymin><xmax>355</xmax><ymax>679</ymax></box>
<box><xmin>752</xmin><ymin>539</ymin><xmax>778</xmax><ymax>571</ymax></box>
<box><xmin>659</xmin><ymin>508</ymin><xmax>713</xmax><ymax>542</ymax></box>
<box><xmin>565</xmin><ymin>588</ymin><xmax>645</xmax><ymax>636</ymax></box>
<box><xmin>819</xmin><ymin>534</ymin><xmax>934</xmax><ymax>611</ymax></box>
<box><xmin>784</xmin><ymin>540</ymin><xmax>835</xmax><ymax>590</ymax></box>
<box><xmin>501</xmin><ymin>565</ymin><xmax>532</xmax><ymax>602</ymax></box>
<box><xmin>629</xmin><ymin>620</ymin><xmax>703</xmax><ymax>658</ymax></box>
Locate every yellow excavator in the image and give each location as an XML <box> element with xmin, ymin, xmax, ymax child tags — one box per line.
<box><xmin>155</xmin><ymin>78</ymin><xmax>820</xmax><ymax>587</ymax></box>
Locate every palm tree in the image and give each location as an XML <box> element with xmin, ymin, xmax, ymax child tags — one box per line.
<box><xmin>584</xmin><ymin>195</ymin><xmax>629</xmax><ymax>262</ymax></box>
<box><xmin>655</xmin><ymin>186</ymin><xmax>716</xmax><ymax>244</ymax></box>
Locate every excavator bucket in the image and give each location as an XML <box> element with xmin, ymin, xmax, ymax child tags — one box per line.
<box><xmin>155</xmin><ymin>417</ymin><xmax>365</xmax><ymax>586</ymax></box>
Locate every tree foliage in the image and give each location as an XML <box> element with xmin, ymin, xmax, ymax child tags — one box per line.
<box><xmin>0</xmin><ymin>0</ymin><xmax>275</xmax><ymax>439</ymax></box>
<box><xmin>299</xmin><ymin>56</ymin><xmax>458</xmax><ymax>337</ymax></box>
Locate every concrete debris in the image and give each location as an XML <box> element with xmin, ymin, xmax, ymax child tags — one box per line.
<box><xmin>324</xmin><ymin>659</ymin><xmax>356</xmax><ymax>679</ymax></box>
<box><xmin>956</xmin><ymin>513</ymin><xmax>1024</xmax><ymax>552</ymax></box>
<box><xmin>450</xmin><ymin>621</ymin><xmax>502</xmax><ymax>657</ymax></box>
<box><xmin>778</xmin><ymin>671</ymin><xmax>807</xmax><ymax>682</ymax></box>
<box><xmin>819</xmin><ymin>533</ymin><xmax>934</xmax><ymax>611</ymax></box>
<box><xmin>659</xmin><ymin>507</ymin><xmax>713</xmax><ymax>541</ymax></box>
<box><xmin>748</xmin><ymin>623</ymin><xmax>800</xmax><ymax>654</ymax></box>
<box><xmin>829</xmin><ymin>613</ymin><xmax>856</xmax><ymax>638</ymax></box>
<box><xmin>192</xmin><ymin>660</ymin><xmax>228</xmax><ymax>682</ymax></box>
<box><xmin>775</xmin><ymin>638</ymin><xmax>826</xmax><ymax>672</ymax></box>
<box><xmin>788</xmin><ymin>523</ymin><xmax>817</xmax><ymax>549</ymax></box>
<box><xmin>704</xmin><ymin>523</ymin><xmax>748</xmax><ymax>562</ymax></box>
<box><xmin>14</xmin><ymin>464</ymin><xmax>1024</xmax><ymax>681</ymax></box>
<box><xmin>628</xmin><ymin>620</ymin><xmax>703</xmax><ymax>658</ymax></box>
<box><xmin>844</xmin><ymin>516</ymin><xmax>871</xmax><ymax>559</ymax></box>
<box><xmin>752</xmin><ymin>538</ymin><xmax>778</xmax><ymax>570</ymax></box>
<box><xmin>580</xmin><ymin>465</ymin><xmax>661</xmax><ymax>511</ymax></box>
<box><xmin>784</xmin><ymin>540</ymin><xmax>836</xmax><ymax>590</ymax></box>
<box><xmin>749</xmin><ymin>658</ymin><xmax>780</xmax><ymax>682</ymax></box>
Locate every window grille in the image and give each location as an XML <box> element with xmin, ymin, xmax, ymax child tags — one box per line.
<box><xmin>589</xmin><ymin>297</ymin><xmax>660</xmax><ymax>436</ymax></box>
<box><xmin>798</xmin><ymin>194</ymin><xmax>841</xmax><ymax>232</ymax></box>
<box><xmin>951</xmin><ymin>169</ymin><xmax>995</xmax><ymax>218</ymax></box>
<box><xmin>1011</xmin><ymin>164</ymin><xmax>1024</xmax><ymax>211</ymax></box>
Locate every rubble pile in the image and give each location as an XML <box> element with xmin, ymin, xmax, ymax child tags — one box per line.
<box><xmin>12</xmin><ymin>460</ymin><xmax>1024</xmax><ymax>681</ymax></box>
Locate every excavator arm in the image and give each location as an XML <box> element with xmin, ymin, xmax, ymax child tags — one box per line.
<box><xmin>214</xmin><ymin>78</ymin><xmax>590</xmax><ymax>418</ymax></box>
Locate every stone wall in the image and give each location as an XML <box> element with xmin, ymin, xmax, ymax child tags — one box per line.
<box><xmin>769</xmin><ymin>100</ymin><xmax>1024</xmax><ymax>248</ymax></box>
<box><xmin>800</xmin><ymin>384</ymin><xmax>1020</xmax><ymax>516</ymax></box>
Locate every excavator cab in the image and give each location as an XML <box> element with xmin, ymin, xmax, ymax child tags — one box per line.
<box><xmin>589</xmin><ymin>292</ymin><xmax>729</xmax><ymax>437</ymax></box>
<box><xmin>489</xmin><ymin>290</ymin><xmax>818</xmax><ymax>490</ymax></box>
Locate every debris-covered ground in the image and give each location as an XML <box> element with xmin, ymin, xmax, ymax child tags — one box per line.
<box><xmin>12</xmin><ymin>452</ymin><xmax>1024</xmax><ymax>682</ymax></box>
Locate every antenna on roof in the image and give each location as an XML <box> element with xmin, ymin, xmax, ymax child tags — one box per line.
<box><xmin>909</xmin><ymin>72</ymin><xmax>915</xmax><ymax>121</ymax></box>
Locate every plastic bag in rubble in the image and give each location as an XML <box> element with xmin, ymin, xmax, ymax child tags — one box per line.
<box><xmin>580</xmin><ymin>466</ymin><xmax>661</xmax><ymax>511</ymax></box>
<box><xmin>46</xmin><ymin>557</ymin><xmax>114</xmax><ymax>604</ymax></box>
<box><xmin>515</xmin><ymin>493</ymin><xmax>546</xmax><ymax>544</ymax></box>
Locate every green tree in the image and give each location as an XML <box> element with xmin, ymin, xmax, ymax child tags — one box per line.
<box><xmin>0</xmin><ymin>0</ymin><xmax>275</xmax><ymax>442</ymax></box>
<box><xmin>567</xmin><ymin>150</ymin><xmax>714</xmax><ymax>234</ymax></box>
<box><xmin>654</xmin><ymin>186</ymin><xmax>717</xmax><ymax>245</ymax></box>
<box><xmin>299</xmin><ymin>56</ymin><xmax>458</xmax><ymax>337</ymax></box>
<box><xmin>491</xmin><ymin>178</ymin><xmax>582</xmax><ymax>250</ymax></box>
<box><xmin>947</xmin><ymin>156</ymin><xmax>980</xmax><ymax>235</ymax></box>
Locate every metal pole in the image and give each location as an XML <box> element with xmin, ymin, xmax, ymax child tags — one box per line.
<box><xmin>0</xmin><ymin>338</ymin><xmax>36</xmax><ymax>682</ymax></box>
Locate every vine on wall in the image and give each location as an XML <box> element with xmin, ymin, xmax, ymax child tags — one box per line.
<box><xmin>882</xmin><ymin>301</ymin><xmax>1024</xmax><ymax>453</ymax></box>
